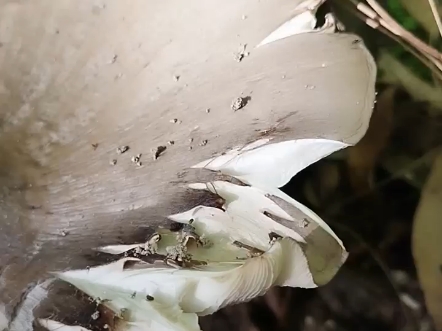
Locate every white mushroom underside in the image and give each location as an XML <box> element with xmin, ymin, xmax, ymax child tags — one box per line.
<box><xmin>40</xmin><ymin>6</ymin><xmax>351</xmax><ymax>331</ymax></box>
<box><xmin>44</xmin><ymin>136</ymin><xmax>348</xmax><ymax>331</ymax></box>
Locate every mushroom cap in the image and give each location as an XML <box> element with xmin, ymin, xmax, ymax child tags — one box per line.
<box><xmin>0</xmin><ymin>1</ymin><xmax>376</xmax><ymax>330</ymax></box>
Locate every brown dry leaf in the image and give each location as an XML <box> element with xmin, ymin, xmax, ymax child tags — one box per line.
<box><xmin>413</xmin><ymin>150</ymin><xmax>442</xmax><ymax>330</ymax></box>
<box><xmin>346</xmin><ymin>86</ymin><xmax>395</xmax><ymax>194</ymax></box>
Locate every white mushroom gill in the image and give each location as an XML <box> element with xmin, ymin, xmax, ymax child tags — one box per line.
<box><xmin>43</xmin><ymin>137</ymin><xmax>348</xmax><ymax>331</ymax></box>
<box><xmin>39</xmin><ymin>5</ymin><xmax>361</xmax><ymax>331</ymax></box>
<box><xmin>191</xmin><ymin>138</ymin><xmax>347</xmax><ymax>246</ymax></box>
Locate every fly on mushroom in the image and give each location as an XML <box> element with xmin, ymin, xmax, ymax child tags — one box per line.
<box><xmin>178</xmin><ymin>223</ymin><xmax>205</xmax><ymax>247</ymax></box>
<box><xmin>120</xmin><ymin>233</ymin><xmax>162</xmax><ymax>258</ymax></box>
<box><xmin>163</xmin><ymin>221</ymin><xmax>210</xmax><ymax>268</ymax></box>
<box><xmin>144</xmin><ymin>232</ymin><xmax>162</xmax><ymax>254</ymax></box>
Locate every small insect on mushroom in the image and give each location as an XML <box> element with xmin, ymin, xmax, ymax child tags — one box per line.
<box><xmin>123</xmin><ymin>233</ymin><xmax>162</xmax><ymax>258</ymax></box>
<box><xmin>143</xmin><ymin>232</ymin><xmax>162</xmax><ymax>254</ymax></box>
<box><xmin>231</xmin><ymin>97</ymin><xmax>245</xmax><ymax>111</ymax></box>
<box><xmin>232</xmin><ymin>240</ymin><xmax>265</xmax><ymax>257</ymax></box>
<box><xmin>165</xmin><ymin>244</ymin><xmax>192</xmax><ymax>268</ymax></box>
<box><xmin>146</xmin><ymin>295</ymin><xmax>155</xmax><ymax>301</ymax></box>
<box><xmin>178</xmin><ymin>223</ymin><xmax>204</xmax><ymax>247</ymax></box>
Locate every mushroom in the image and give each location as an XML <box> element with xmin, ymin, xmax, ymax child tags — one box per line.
<box><xmin>0</xmin><ymin>1</ymin><xmax>376</xmax><ymax>331</ymax></box>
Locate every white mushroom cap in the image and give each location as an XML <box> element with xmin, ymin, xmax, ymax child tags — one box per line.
<box><xmin>0</xmin><ymin>0</ymin><xmax>375</xmax><ymax>330</ymax></box>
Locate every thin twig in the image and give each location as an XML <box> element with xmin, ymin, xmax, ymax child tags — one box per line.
<box><xmin>335</xmin><ymin>0</ymin><xmax>442</xmax><ymax>81</ymax></box>
<box><xmin>345</xmin><ymin>0</ymin><xmax>442</xmax><ymax>74</ymax></box>
<box><xmin>364</xmin><ymin>0</ymin><xmax>442</xmax><ymax>58</ymax></box>
<box><xmin>427</xmin><ymin>0</ymin><xmax>442</xmax><ymax>39</ymax></box>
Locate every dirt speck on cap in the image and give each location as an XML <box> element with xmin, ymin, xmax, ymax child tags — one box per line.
<box><xmin>117</xmin><ymin>146</ymin><xmax>129</xmax><ymax>154</ymax></box>
<box><xmin>131</xmin><ymin>154</ymin><xmax>142</xmax><ymax>163</ymax></box>
<box><xmin>231</xmin><ymin>97</ymin><xmax>248</xmax><ymax>111</ymax></box>
<box><xmin>176</xmin><ymin>171</ymin><xmax>187</xmax><ymax>178</ymax></box>
<box><xmin>152</xmin><ymin>146</ymin><xmax>167</xmax><ymax>160</ymax></box>
<box><xmin>109</xmin><ymin>54</ymin><xmax>118</xmax><ymax>64</ymax></box>
<box><xmin>233</xmin><ymin>44</ymin><xmax>249</xmax><ymax>62</ymax></box>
